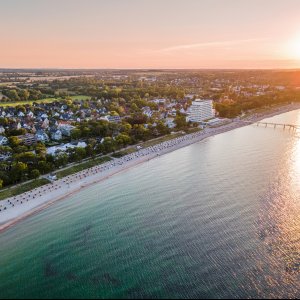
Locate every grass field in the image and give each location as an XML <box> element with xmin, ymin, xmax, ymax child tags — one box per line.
<box><xmin>141</xmin><ymin>132</ymin><xmax>185</xmax><ymax>148</ymax></box>
<box><xmin>0</xmin><ymin>82</ymin><xmax>15</xmax><ymax>87</ymax></box>
<box><xmin>0</xmin><ymin>178</ymin><xmax>50</xmax><ymax>201</ymax></box>
<box><xmin>0</xmin><ymin>95</ymin><xmax>91</xmax><ymax>107</ymax></box>
<box><xmin>55</xmin><ymin>156</ymin><xmax>111</xmax><ymax>179</ymax></box>
<box><xmin>112</xmin><ymin>132</ymin><xmax>187</xmax><ymax>158</ymax></box>
<box><xmin>113</xmin><ymin>129</ymin><xmax>202</xmax><ymax>158</ymax></box>
<box><xmin>112</xmin><ymin>147</ymin><xmax>138</xmax><ymax>158</ymax></box>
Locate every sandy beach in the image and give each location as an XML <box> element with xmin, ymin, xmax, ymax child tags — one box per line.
<box><xmin>0</xmin><ymin>103</ymin><xmax>299</xmax><ymax>232</ymax></box>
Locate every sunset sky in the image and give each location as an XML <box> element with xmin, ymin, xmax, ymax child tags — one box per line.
<box><xmin>1</xmin><ymin>0</ymin><xmax>300</xmax><ymax>69</ymax></box>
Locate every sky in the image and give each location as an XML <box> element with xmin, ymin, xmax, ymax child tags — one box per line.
<box><xmin>1</xmin><ymin>0</ymin><xmax>300</xmax><ymax>69</ymax></box>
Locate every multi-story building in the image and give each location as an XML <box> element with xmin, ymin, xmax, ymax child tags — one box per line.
<box><xmin>18</xmin><ymin>134</ymin><xmax>37</xmax><ymax>146</ymax></box>
<box><xmin>188</xmin><ymin>99</ymin><xmax>214</xmax><ymax>123</ymax></box>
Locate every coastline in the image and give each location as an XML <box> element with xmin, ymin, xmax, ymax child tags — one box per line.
<box><xmin>0</xmin><ymin>103</ymin><xmax>299</xmax><ymax>233</ymax></box>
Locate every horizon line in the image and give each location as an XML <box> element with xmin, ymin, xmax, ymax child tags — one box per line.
<box><xmin>1</xmin><ymin>67</ymin><xmax>300</xmax><ymax>71</ymax></box>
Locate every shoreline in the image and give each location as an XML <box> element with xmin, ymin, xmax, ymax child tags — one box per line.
<box><xmin>0</xmin><ymin>103</ymin><xmax>300</xmax><ymax>233</ymax></box>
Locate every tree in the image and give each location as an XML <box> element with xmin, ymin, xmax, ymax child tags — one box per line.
<box><xmin>0</xmin><ymin>117</ymin><xmax>8</xmax><ymax>126</ymax></box>
<box><xmin>54</xmin><ymin>153</ymin><xmax>69</xmax><ymax>168</ymax></box>
<box><xmin>0</xmin><ymin>146</ymin><xmax>12</xmax><ymax>155</ymax></box>
<box><xmin>156</xmin><ymin>121</ymin><xmax>170</xmax><ymax>135</ymax></box>
<box><xmin>37</xmin><ymin>161</ymin><xmax>53</xmax><ymax>174</ymax></box>
<box><xmin>30</xmin><ymin>169</ymin><xmax>40</xmax><ymax>180</ymax></box>
<box><xmin>19</xmin><ymin>89</ymin><xmax>30</xmax><ymax>101</ymax></box>
<box><xmin>14</xmin><ymin>152</ymin><xmax>37</xmax><ymax>165</ymax></box>
<box><xmin>131</xmin><ymin>124</ymin><xmax>149</xmax><ymax>141</ymax></box>
<box><xmin>13</xmin><ymin>145</ymin><xmax>28</xmax><ymax>154</ymax></box>
<box><xmin>16</xmin><ymin>105</ymin><xmax>26</xmax><ymax>113</ymax></box>
<box><xmin>82</xmin><ymin>127</ymin><xmax>91</xmax><ymax>138</ymax></box>
<box><xmin>71</xmin><ymin>129</ymin><xmax>81</xmax><ymax>140</ymax></box>
<box><xmin>102</xmin><ymin>137</ymin><xmax>115</xmax><ymax>153</ymax></box>
<box><xmin>35</xmin><ymin>143</ymin><xmax>47</xmax><ymax>157</ymax></box>
<box><xmin>175</xmin><ymin>114</ymin><xmax>188</xmax><ymax>129</ymax></box>
<box><xmin>115</xmin><ymin>134</ymin><xmax>131</xmax><ymax>147</ymax></box>
<box><xmin>0</xmin><ymin>179</ymin><xmax>3</xmax><ymax>189</ymax></box>
<box><xmin>86</xmin><ymin>140</ymin><xmax>97</xmax><ymax>158</ymax></box>
<box><xmin>6</xmin><ymin>90</ymin><xmax>20</xmax><ymax>101</ymax></box>
<box><xmin>68</xmin><ymin>147</ymin><xmax>87</xmax><ymax>162</ymax></box>
<box><xmin>9</xmin><ymin>136</ymin><xmax>21</xmax><ymax>148</ymax></box>
<box><xmin>11</xmin><ymin>162</ymin><xmax>28</xmax><ymax>182</ymax></box>
<box><xmin>121</xmin><ymin>122</ymin><xmax>132</xmax><ymax>134</ymax></box>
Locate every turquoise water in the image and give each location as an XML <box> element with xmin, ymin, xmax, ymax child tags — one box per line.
<box><xmin>0</xmin><ymin>111</ymin><xmax>299</xmax><ymax>299</ymax></box>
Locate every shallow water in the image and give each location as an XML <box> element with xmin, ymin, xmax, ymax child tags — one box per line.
<box><xmin>0</xmin><ymin>110</ymin><xmax>299</xmax><ymax>299</ymax></box>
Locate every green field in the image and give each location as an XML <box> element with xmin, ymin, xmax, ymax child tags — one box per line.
<box><xmin>0</xmin><ymin>95</ymin><xmax>91</xmax><ymax>107</ymax></box>
<box><xmin>112</xmin><ymin>147</ymin><xmax>138</xmax><ymax>158</ymax></box>
<box><xmin>55</xmin><ymin>156</ymin><xmax>111</xmax><ymax>179</ymax></box>
<box><xmin>0</xmin><ymin>178</ymin><xmax>50</xmax><ymax>201</ymax></box>
<box><xmin>140</xmin><ymin>132</ymin><xmax>185</xmax><ymax>148</ymax></box>
<box><xmin>112</xmin><ymin>132</ymin><xmax>187</xmax><ymax>158</ymax></box>
<box><xmin>112</xmin><ymin>129</ymin><xmax>201</xmax><ymax>158</ymax></box>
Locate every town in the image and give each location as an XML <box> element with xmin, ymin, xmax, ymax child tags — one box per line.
<box><xmin>0</xmin><ymin>69</ymin><xmax>299</xmax><ymax>189</ymax></box>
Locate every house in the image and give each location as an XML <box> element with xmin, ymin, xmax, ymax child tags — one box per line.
<box><xmin>47</xmin><ymin>142</ymin><xmax>87</xmax><ymax>156</ymax></box>
<box><xmin>108</xmin><ymin>115</ymin><xmax>121</xmax><ymax>123</ymax></box>
<box><xmin>15</xmin><ymin>122</ymin><xmax>22</xmax><ymax>130</ymax></box>
<box><xmin>0</xmin><ymin>154</ymin><xmax>11</xmax><ymax>161</ymax></box>
<box><xmin>50</xmin><ymin>129</ymin><xmax>63</xmax><ymax>141</ymax></box>
<box><xmin>18</xmin><ymin>134</ymin><xmax>37</xmax><ymax>146</ymax></box>
<box><xmin>47</xmin><ymin>173</ymin><xmax>57</xmax><ymax>181</ymax></box>
<box><xmin>35</xmin><ymin>130</ymin><xmax>50</xmax><ymax>143</ymax></box>
<box><xmin>60</xmin><ymin>113</ymin><xmax>73</xmax><ymax>121</ymax></box>
<box><xmin>41</xmin><ymin>113</ymin><xmax>49</xmax><ymax>119</ymax></box>
<box><xmin>27</xmin><ymin>111</ymin><xmax>34</xmax><ymax>118</ymax></box>
<box><xmin>0</xmin><ymin>126</ymin><xmax>5</xmax><ymax>134</ymax></box>
<box><xmin>165</xmin><ymin>118</ymin><xmax>176</xmax><ymax>129</ymax></box>
<box><xmin>142</xmin><ymin>107</ymin><xmax>153</xmax><ymax>118</ymax></box>
<box><xmin>58</xmin><ymin>123</ymin><xmax>76</xmax><ymax>137</ymax></box>
<box><xmin>41</xmin><ymin>118</ymin><xmax>50</xmax><ymax>129</ymax></box>
<box><xmin>0</xmin><ymin>136</ymin><xmax>8</xmax><ymax>146</ymax></box>
<box><xmin>170</xmin><ymin>109</ymin><xmax>177</xmax><ymax>117</ymax></box>
<box><xmin>101</xmin><ymin>115</ymin><xmax>121</xmax><ymax>123</ymax></box>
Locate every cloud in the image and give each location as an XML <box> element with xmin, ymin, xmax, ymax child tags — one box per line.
<box><xmin>159</xmin><ymin>38</ymin><xmax>269</xmax><ymax>53</ymax></box>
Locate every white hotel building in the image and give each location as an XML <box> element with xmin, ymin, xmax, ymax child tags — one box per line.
<box><xmin>188</xmin><ymin>99</ymin><xmax>214</xmax><ymax>123</ymax></box>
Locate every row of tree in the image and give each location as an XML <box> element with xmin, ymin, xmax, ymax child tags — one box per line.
<box><xmin>215</xmin><ymin>90</ymin><xmax>300</xmax><ymax>118</ymax></box>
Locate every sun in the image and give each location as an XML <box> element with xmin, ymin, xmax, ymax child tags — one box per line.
<box><xmin>286</xmin><ymin>36</ymin><xmax>300</xmax><ymax>60</ymax></box>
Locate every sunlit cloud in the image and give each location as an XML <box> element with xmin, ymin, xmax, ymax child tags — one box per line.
<box><xmin>159</xmin><ymin>38</ymin><xmax>270</xmax><ymax>53</ymax></box>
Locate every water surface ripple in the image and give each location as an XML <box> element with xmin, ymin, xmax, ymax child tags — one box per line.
<box><xmin>0</xmin><ymin>110</ymin><xmax>299</xmax><ymax>299</ymax></box>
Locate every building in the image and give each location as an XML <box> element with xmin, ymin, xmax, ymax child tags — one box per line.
<box><xmin>165</xmin><ymin>118</ymin><xmax>176</xmax><ymax>129</ymax></box>
<box><xmin>58</xmin><ymin>123</ymin><xmax>76</xmax><ymax>137</ymax></box>
<box><xmin>0</xmin><ymin>136</ymin><xmax>8</xmax><ymax>146</ymax></box>
<box><xmin>47</xmin><ymin>173</ymin><xmax>57</xmax><ymax>181</ymax></box>
<box><xmin>188</xmin><ymin>99</ymin><xmax>214</xmax><ymax>123</ymax></box>
<box><xmin>47</xmin><ymin>142</ymin><xmax>87</xmax><ymax>156</ymax></box>
<box><xmin>50</xmin><ymin>129</ymin><xmax>63</xmax><ymax>141</ymax></box>
<box><xmin>107</xmin><ymin>115</ymin><xmax>121</xmax><ymax>123</ymax></box>
<box><xmin>18</xmin><ymin>134</ymin><xmax>37</xmax><ymax>146</ymax></box>
<box><xmin>35</xmin><ymin>130</ymin><xmax>50</xmax><ymax>143</ymax></box>
<box><xmin>100</xmin><ymin>115</ymin><xmax>121</xmax><ymax>123</ymax></box>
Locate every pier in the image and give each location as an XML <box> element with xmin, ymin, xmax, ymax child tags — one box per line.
<box><xmin>244</xmin><ymin>121</ymin><xmax>300</xmax><ymax>131</ymax></box>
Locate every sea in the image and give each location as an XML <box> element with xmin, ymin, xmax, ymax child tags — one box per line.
<box><xmin>0</xmin><ymin>110</ymin><xmax>299</xmax><ymax>299</ymax></box>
